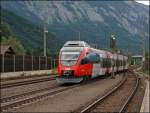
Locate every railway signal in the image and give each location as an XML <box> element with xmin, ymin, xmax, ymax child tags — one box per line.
<box><xmin>110</xmin><ymin>34</ymin><xmax>116</xmax><ymax>50</ymax></box>
<box><xmin>110</xmin><ymin>34</ymin><xmax>116</xmax><ymax>79</ymax></box>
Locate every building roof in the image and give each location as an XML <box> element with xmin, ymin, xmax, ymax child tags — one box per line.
<box><xmin>0</xmin><ymin>45</ymin><xmax>15</xmax><ymax>55</ymax></box>
<box><xmin>132</xmin><ymin>55</ymin><xmax>143</xmax><ymax>58</ymax></box>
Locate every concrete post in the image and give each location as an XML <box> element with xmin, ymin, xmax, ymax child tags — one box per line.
<box><xmin>54</xmin><ymin>59</ymin><xmax>56</xmax><ymax>69</ymax></box>
<box><xmin>39</xmin><ymin>56</ymin><xmax>40</xmax><ymax>70</ymax></box>
<box><xmin>51</xmin><ymin>58</ymin><xmax>53</xmax><ymax>69</ymax></box>
<box><xmin>14</xmin><ymin>55</ymin><xmax>15</xmax><ymax>72</ymax></box>
<box><xmin>23</xmin><ymin>55</ymin><xmax>24</xmax><ymax>72</ymax></box>
<box><xmin>45</xmin><ymin>56</ymin><xmax>47</xmax><ymax>70</ymax></box>
<box><xmin>32</xmin><ymin>56</ymin><xmax>33</xmax><ymax>71</ymax></box>
<box><xmin>2</xmin><ymin>54</ymin><xmax>4</xmax><ymax>73</ymax></box>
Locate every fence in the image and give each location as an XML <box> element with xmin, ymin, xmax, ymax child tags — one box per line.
<box><xmin>0</xmin><ymin>54</ymin><xmax>58</xmax><ymax>73</ymax></box>
<box><xmin>143</xmin><ymin>57</ymin><xmax>150</xmax><ymax>72</ymax></box>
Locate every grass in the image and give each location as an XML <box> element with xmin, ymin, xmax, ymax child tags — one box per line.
<box><xmin>50</xmin><ymin>68</ymin><xmax>58</xmax><ymax>75</ymax></box>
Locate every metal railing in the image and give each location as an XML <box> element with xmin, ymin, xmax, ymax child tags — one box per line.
<box><xmin>0</xmin><ymin>54</ymin><xmax>58</xmax><ymax>73</ymax></box>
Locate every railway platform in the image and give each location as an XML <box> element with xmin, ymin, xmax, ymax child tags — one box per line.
<box><xmin>140</xmin><ymin>81</ymin><xmax>149</xmax><ymax>112</ymax></box>
<box><xmin>1</xmin><ymin>70</ymin><xmax>52</xmax><ymax>79</ymax></box>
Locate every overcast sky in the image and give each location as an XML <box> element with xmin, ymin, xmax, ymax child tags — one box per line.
<box><xmin>136</xmin><ymin>0</ymin><xmax>149</xmax><ymax>5</ymax></box>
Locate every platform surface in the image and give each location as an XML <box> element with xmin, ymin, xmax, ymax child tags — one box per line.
<box><xmin>140</xmin><ymin>81</ymin><xmax>149</xmax><ymax>112</ymax></box>
<box><xmin>1</xmin><ymin>70</ymin><xmax>52</xmax><ymax>79</ymax></box>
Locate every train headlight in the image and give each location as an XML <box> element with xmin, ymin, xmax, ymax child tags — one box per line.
<box><xmin>63</xmin><ymin>70</ymin><xmax>74</xmax><ymax>75</ymax></box>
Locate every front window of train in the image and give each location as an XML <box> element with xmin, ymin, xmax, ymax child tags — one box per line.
<box><xmin>60</xmin><ymin>51</ymin><xmax>81</xmax><ymax>66</ymax></box>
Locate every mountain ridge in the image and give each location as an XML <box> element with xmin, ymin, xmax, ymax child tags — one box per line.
<box><xmin>1</xmin><ymin>1</ymin><xmax>149</xmax><ymax>55</ymax></box>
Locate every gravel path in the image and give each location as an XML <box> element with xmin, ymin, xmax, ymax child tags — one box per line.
<box><xmin>9</xmin><ymin>75</ymin><xmax>123</xmax><ymax>112</ymax></box>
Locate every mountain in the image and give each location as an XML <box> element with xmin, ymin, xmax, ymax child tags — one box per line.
<box><xmin>1</xmin><ymin>9</ymin><xmax>62</xmax><ymax>55</ymax></box>
<box><xmin>1</xmin><ymin>1</ymin><xmax>149</xmax><ymax>55</ymax></box>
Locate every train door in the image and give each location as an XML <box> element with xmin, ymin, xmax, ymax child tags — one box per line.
<box><xmin>98</xmin><ymin>54</ymin><xmax>103</xmax><ymax>75</ymax></box>
<box><xmin>114</xmin><ymin>54</ymin><xmax>117</xmax><ymax>72</ymax></box>
<box><xmin>91</xmin><ymin>53</ymin><xmax>101</xmax><ymax>78</ymax></box>
<box><xmin>92</xmin><ymin>63</ymin><xmax>101</xmax><ymax>78</ymax></box>
<box><xmin>116</xmin><ymin>54</ymin><xmax>119</xmax><ymax>72</ymax></box>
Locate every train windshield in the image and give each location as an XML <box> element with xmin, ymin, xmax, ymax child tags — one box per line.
<box><xmin>60</xmin><ymin>52</ymin><xmax>81</xmax><ymax>66</ymax></box>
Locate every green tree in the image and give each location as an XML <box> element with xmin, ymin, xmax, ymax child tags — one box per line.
<box><xmin>1</xmin><ymin>22</ymin><xmax>25</xmax><ymax>55</ymax></box>
<box><xmin>1</xmin><ymin>36</ymin><xmax>25</xmax><ymax>55</ymax></box>
<box><xmin>145</xmin><ymin>51</ymin><xmax>150</xmax><ymax>59</ymax></box>
<box><xmin>0</xmin><ymin>22</ymin><xmax>13</xmax><ymax>39</ymax></box>
<box><xmin>32</xmin><ymin>47</ymin><xmax>43</xmax><ymax>56</ymax></box>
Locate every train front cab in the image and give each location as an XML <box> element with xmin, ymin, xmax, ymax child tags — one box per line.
<box><xmin>56</xmin><ymin>48</ymin><xmax>93</xmax><ymax>83</ymax></box>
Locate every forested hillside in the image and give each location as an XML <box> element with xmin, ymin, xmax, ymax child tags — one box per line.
<box><xmin>1</xmin><ymin>9</ymin><xmax>62</xmax><ymax>55</ymax></box>
<box><xmin>1</xmin><ymin>22</ymin><xmax>26</xmax><ymax>55</ymax></box>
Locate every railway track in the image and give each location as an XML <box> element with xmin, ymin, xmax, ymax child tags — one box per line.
<box><xmin>0</xmin><ymin>76</ymin><xmax>55</xmax><ymax>89</ymax></box>
<box><xmin>77</xmin><ymin>70</ymin><xmax>139</xmax><ymax>113</ymax></box>
<box><xmin>1</xmin><ymin>84</ymin><xmax>58</xmax><ymax>103</ymax></box>
<box><xmin>1</xmin><ymin>71</ymin><xmax>137</xmax><ymax>112</ymax></box>
<box><xmin>1</xmin><ymin>75</ymin><xmax>110</xmax><ymax>112</ymax></box>
<box><xmin>1</xmin><ymin>84</ymin><xmax>80</xmax><ymax>112</ymax></box>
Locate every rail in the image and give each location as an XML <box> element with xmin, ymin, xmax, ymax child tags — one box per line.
<box><xmin>79</xmin><ymin>71</ymin><xmax>139</xmax><ymax>113</ymax></box>
<box><xmin>1</xmin><ymin>76</ymin><xmax>55</xmax><ymax>89</ymax></box>
<box><xmin>119</xmin><ymin>73</ymin><xmax>139</xmax><ymax>113</ymax></box>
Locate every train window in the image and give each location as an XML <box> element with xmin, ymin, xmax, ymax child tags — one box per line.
<box><xmin>81</xmin><ymin>53</ymin><xmax>100</xmax><ymax>64</ymax></box>
<box><xmin>113</xmin><ymin>59</ymin><xmax>116</xmax><ymax>66</ymax></box>
<box><xmin>123</xmin><ymin>60</ymin><xmax>125</xmax><ymax>66</ymax></box>
<box><xmin>106</xmin><ymin>59</ymin><xmax>108</xmax><ymax>67</ymax></box>
<box><xmin>104</xmin><ymin>58</ymin><xmax>107</xmax><ymax>68</ymax></box>
<box><xmin>116</xmin><ymin>59</ymin><xmax>120</xmax><ymax>67</ymax></box>
<box><xmin>86</xmin><ymin>52</ymin><xmax>90</xmax><ymax>55</ymax></box>
<box><xmin>105</xmin><ymin>58</ymin><xmax>108</xmax><ymax>67</ymax></box>
<box><xmin>102</xmin><ymin>58</ymin><xmax>104</xmax><ymax>67</ymax></box>
<box><xmin>61</xmin><ymin>52</ymin><xmax>80</xmax><ymax>61</ymax></box>
<box><xmin>107</xmin><ymin>58</ymin><xmax>112</xmax><ymax>67</ymax></box>
<box><xmin>81</xmin><ymin>57</ymin><xmax>90</xmax><ymax>64</ymax></box>
<box><xmin>110</xmin><ymin>59</ymin><xmax>113</xmax><ymax>67</ymax></box>
<box><xmin>102</xmin><ymin>58</ymin><xmax>110</xmax><ymax>68</ymax></box>
<box><xmin>87</xmin><ymin>53</ymin><xmax>100</xmax><ymax>63</ymax></box>
<box><xmin>111</xmin><ymin>59</ymin><xmax>115</xmax><ymax>67</ymax></box>
<box><xmin>84</xmin><ymin>42</ymin><xmax>90</xmax><ymax>47</ymax></box>
<box><xmin>60</xmin><ymin>51</ymin><xmax>81</xmax><ymax>66</ymax></box>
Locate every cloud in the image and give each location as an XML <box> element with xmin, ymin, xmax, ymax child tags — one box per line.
<box><xmin>136</xmin><ymin>1</ymin><xmax>150</xmax><ymax>5</ymax></box>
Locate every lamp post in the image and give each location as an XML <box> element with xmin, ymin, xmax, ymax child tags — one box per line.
<box><xmin>43</xmin><ymin>23</ymin><xmax>48</xmax><ymax>56</ymax></box>
<box><xmin>110</xmin><ymin>34</ymin><xmax>116</xmax><ymax>79</ymax></box>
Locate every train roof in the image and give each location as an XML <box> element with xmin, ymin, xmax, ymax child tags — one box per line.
<box><xmin>63</xmin><ymin>41</ymin><xmax>90</xmax><ymax>47</ymax></box>
<box><xmin>62</xmin><ymin>41</ymin><xmax>128</xmax><ymax>58</ymax></box>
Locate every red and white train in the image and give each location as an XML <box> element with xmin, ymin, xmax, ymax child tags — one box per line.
<box><xmin>56</xmin><ymin>41</ymin><xmax>128</xmax><ymax>83</ymax></box>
